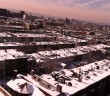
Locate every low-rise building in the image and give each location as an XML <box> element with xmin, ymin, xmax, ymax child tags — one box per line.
<box><xmin>29</xmin><ymin>44</ymin><xmax>110</xmax><ymax>72</ymax></box>
<box><xmin>22</xmin><ymin>59</ymin><xmax>110</xmax><ymax>96</ymax></box>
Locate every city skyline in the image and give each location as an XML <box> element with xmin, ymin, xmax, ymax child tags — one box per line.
<box><xmin>0</xmin><ymin>0</ymin><xmax>110</xmax><ymax>23</ymax></box>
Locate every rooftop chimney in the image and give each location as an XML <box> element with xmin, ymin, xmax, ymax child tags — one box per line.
<box><xmin>56</xmin><ymin>85</ymin><xmax>62</xmax><ymax>93</ymax></box>
<box><xmin>31</xmin><ymin>70</ymin><xmax>35</xmax><ymax>77</ymax></box>
<box><xmin>78</xmin><ymin>74</ymin><xmax>82</xmax><ymax>82</ymax></box>
<box><xmin>13</xmin><ymin>69</ymin><xmax>18</xmax><ymax>80</ymax></box>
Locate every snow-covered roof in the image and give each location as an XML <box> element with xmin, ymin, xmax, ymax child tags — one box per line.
<box><xmin>40</xmin><ymin>59</ymin><xmax>110</xmax><ymax>95</ymax></box>
<box><xmin>7</xmin><ymin>75</ymin><xmax>45</xmax><ymax>96</ymax></box>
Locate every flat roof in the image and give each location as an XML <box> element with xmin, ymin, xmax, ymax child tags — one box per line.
<box><xmin>0</xmin><ymin>42</ymin><xmax>23</xmax><ymax>47</ymax></box>
<box><xmin>21</xmin><ymin>59</ymin><xmax>110</xmax><ymax>95</ymax></box>
<box><xmin>0</xmin><ymin>49</ymin><xmax>25</xmax><ymax>61</ymax></box>
<box><xmin>12</xmin><ymin>33</ymin><xmax>51</xmax><ymax>38</ymax></box>
<box><xmin>7</xmin><ymin>76</ymin><xmax>45</xmax><ymax>96</ymax></box>
<box><xmin>37</xmin><ymin>44</ymin><xmax>110</xmax><ymax>60</ymax></box>
<box><xmin>40</xmin><ymin>59</ymin><xmax>110</xmax><ymax>95</ymax></box>
<box><xmin>0</xmin><ymin>50</ymin><xmax>15</xmax><ymax>60</ymax></box>
<box><xmin>6</xmin><ymin>49</ymin><xmax>25</xmax><ymax>58</ymax></box>
<box><xmin>22</xmin><ymin>75</ymin><xmax>60</xmax><ymax>96</ymax></box>
<box><xmin>0</xmin><ymin>41</ymin><xmax>74</xmax><ymax>47</ymax></box>
<box><xmin>0</xmin><ymin>33</ymin><xmax>11</xmax><ymax>37</ymax></box>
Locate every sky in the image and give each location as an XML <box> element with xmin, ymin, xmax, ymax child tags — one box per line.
<box><xmin>0</xmin><ymin>0</ymin><xmax>110</xmax><ymax>23</ymax></box>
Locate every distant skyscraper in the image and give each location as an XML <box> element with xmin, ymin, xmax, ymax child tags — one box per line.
<box><xmin>20</xmin><ymin>11</ymin><xmax>25</xmax><ymax>18</ymax></box>
<box><xmin>65</xmin><ymin>17</ymin><xmax>70</xmax><ymax>24</ymax></box>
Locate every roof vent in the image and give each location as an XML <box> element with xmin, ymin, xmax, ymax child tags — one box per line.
<box><xmin>68</xmin><ymin>82</ymin><xmax>72</xmax><ymax>86</ymax></box>
<box><xmin>56</xmin><ymin>85</ymin><xmax>62</xmax><ymax>93</ymax></box>
<box><xmin>78</xmin><ymin>74</ymin><xmax>82</xmax><ymax>82</ymax></box>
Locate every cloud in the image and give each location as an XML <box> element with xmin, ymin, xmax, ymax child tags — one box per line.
<box><xmin>26</xmin><ymin>0</ymin><xmax>110</xmax><ymax>12</ymax></box>
<box><xmin>56</xmin><ymin>0</ymin><xmax>75</xmax><ymax>6</ymax></box>
<box><xmin>81</xmin><ymin>0</ymin><xmax>101</xmax><ymax>6</ymax></box>
<box><xmin>75</xmin><ymin>0</ymin><xmax>110</xmax><ymax>10</ymax></box>
<box><xmin>99</xmin><ymin>3</ymin><xmax>110</xmax><ymax>11</ymax></box>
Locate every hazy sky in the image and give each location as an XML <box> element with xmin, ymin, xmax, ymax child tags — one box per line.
<box><xmin>0</xmin><ymin>0</ymin><xmax>110</xmax><ymax>23</ymax></box>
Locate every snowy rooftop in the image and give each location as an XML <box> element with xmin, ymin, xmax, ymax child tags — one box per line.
<box><xmin>7</xmin><ymin>75</ymin><xmax>45</xmax><ymax>96</ymax></box>
<box><xmin>66</xmin><ymin>36</ymin><xmax>87</xmax><ymax>43</ymax></box>
<box><xmin>21</xmin><ymin>59</ymin><xmax>110</xmax><ymax>96</ymax></box>
<box><xmin>0</xmin><ymin>41</ymin><xmax>73</xmax><ymax>47</ymax></box>
<box><xmin>29</xmin><ymin>53</ymin><xmax>45</xmax><ymax>63</ymax></box>
<box><xmin>0</xmin><ymin>50</ymin><xmax>15</xmax><ymax>60</ymax></box>
<box><xmin>6</xmin><ymin>49</ymin><xmax>25</xmax><ymax>58</ymax></box>
<box><xmin>40</xmin><ymin>59</ymin><xmax>110</xmax><ymax>95</ymax></box>
<box><xmin>0</xmin><ymin>33</ymin><xmax>11</xmax><ymax>37</ymax></box>
<box><xmin>31</xmin><ymin>41</ymin><xmax>73</xmax><ymax>45</ymax></box>
<box><xmin>11</xmin><ymin>33</ymin><xmax>51</xmax><ymax>38</ymax></box>
<box><xmin>0</xmin><ymin>49</ymin><xmax>25</xmax><ymax>60</ymax></box>
<box><xmin>37</xmin><ymin>44</ymin><xmax>110</xmax><ymax>60</ymax></box>
<box><xmin>0</xmin><ymin>25</ymin><xmax>24</xmax><ymax>29</ymax></box>
<box><xmin>0</xmin><ymin>42</ymin><xmax>23</xmax><ymax>47</ymax></box>
<box><xmin>22</xmin><ymin>74</ymin><xmax>60</xmax><ymax>96</ymax></box>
